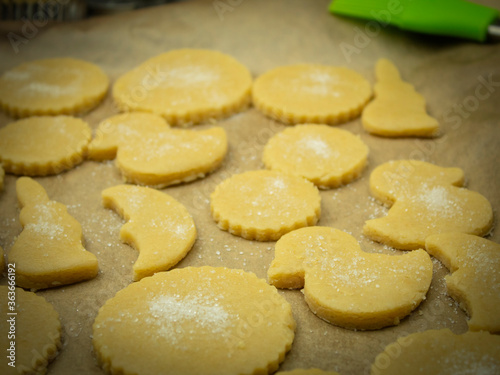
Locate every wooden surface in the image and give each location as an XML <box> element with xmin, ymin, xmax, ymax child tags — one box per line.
<box><xmin>0</xmin><ymin>1</ymin><xmax>499</xmax><ymax>374</ymax></box>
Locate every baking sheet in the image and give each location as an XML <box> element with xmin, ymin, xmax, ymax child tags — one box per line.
<box><xmin>0</xmin><ymin>0</ymin><xmax>499</xmax><ymax>374</ymax></box>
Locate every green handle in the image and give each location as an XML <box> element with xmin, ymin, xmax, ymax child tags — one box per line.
<box><xmin>399</xmin><ymin>0</ymin><xmax>498</xmax><ymax>42</ymax></box>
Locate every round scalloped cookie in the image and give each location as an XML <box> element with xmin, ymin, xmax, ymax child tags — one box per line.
<box><xmin>0</xmin><ymin>286</ymin><xmax>62</xmax><ymax>375</ymax></box>
<box><xmin>0</xmin><ymin>116</ymin><xmax>91</xmax><ymax>176</ymax></box>
<box><xmin>276</xmin><ymin>369</ymin><xmax>340</xmax><ymax>375</ymax></box>
<box><xmin>93</xmin><ymin>267</ymin><xmax>296</xmax><ymax>375</ymax></box>
<box><xmin>252</xmin><ymin>64</ymin><xmax>372</xmax><ymax>125</ymax></box>
<box><xmin>371</xmin><ymin>329</ymin><xmax>500</xmax><ymax>375</ymax></box>
<box><xmin>113</xmin><ymin>49</ymin><xmax>252</xmax><ymax>127</ymax></box>
<box><xmin>0</xmin><ymin>57</ymin><xmax>108</xmax><ymax>117</ymax></box>
<box><xmin>263</xmin><ymin>124</ymin><xmax>369</xmax><ymax>188</ymax></box>
<box><xmin>210</xmin><ymin>170</ymin><xmax>321</xmax><ymax>241</ymax></box>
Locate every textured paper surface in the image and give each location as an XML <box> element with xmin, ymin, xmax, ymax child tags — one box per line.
<box><xmin>0</xmin><ymin>1</ymin><xmax>499</xmax><ymax>374</ymax></box>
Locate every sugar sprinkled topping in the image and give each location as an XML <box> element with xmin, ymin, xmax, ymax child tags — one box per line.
<box><xmin>24</xmin><ymin>202</ymin><xmax>65</xmax><ymax>239</ymax></box>
<box><xmin>20</xmin><ymin>82</ymin><xmax>78</xmax><ymax>97</ymax></box>
<box><xmin>297</xmin><ymin>136</ymin><xmax>338</xmax><ymax>159</ymax></box>
<box><xmin>148</xmin><ymin>294</ymin><xmax>230</xmax><ymax>344</ymax></box>
<box><xmin>155</xmin><ymin>65</ymin><xmax>220</xmax><ymax>88</ymax></box>
<box><xmin>414</xmin><ymin>184</ymin><xmax>459</xmax><ymax>217</ymax></box>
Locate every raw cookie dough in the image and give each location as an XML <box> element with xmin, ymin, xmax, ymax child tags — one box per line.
<box><xmin>92</xmin><ymin>266</ymin><xmax>296</xmax><ymax>375</ymax></box>
<box><xmin>426</xmin><ymin>232</ymin><xmax>500</xmax><ymax>333</ymax></box>
<box><xmin>0</xmin><ymin>57</ymin><xmax>108</xmax><ymax>117</ymax></box>
<box><xmin>113</xmin><ymin>49</ymin><xmax>252</xmax><ymax>127</ymax></box>
<box><xmin>102</xmin><ymin>185</ymin><xmax>197</xmax><ymax>281</ymax></box>
<box><xmin>210</xmin><ymin>170</ymin><xmax>321</xmax><ymax>241</ymax></box>
<box><xmin>0</xmin><ymin>286</ymin><xmax>62</xmax><ymax>375</ymax></box>
<box><xmin>363</xmin><ymin>160</ymin><xmax>493</xmax><ymax>250</ymax></box>
<box><xmin>8</xmin><ymin>177</ymin><xmax>99</xmax><ymax>289</ymax></box>
<box><xmin>263</xmin><ymin>124</ymin><xmax>369</xmax><ymax>188</ymax></box>
<box><xmin>276</xmin><ymin>369</ymin><xmax>340</xmax><ymax>375</ymax></box>
<box><xmin>0</xmin><ymin>116</ymin><xmax>91</xmax><ymax>176</ymax></box>
<box><xmin>370</xmin><ymin>329</ymin><xmax>500</xmax><ymax>375</ymax></box>
<box><xmin>362</xmin><ymin>58</ymin><xmax>439</xmax><ymax>137</ymax></box>
<box><xmin>88</xmin><ymin>112</ymin><xmax>169</xmax><ymax>160</ymax></box>
<box><xmin>268</xmin><ymin>227</ymin><xmax>432</xmax><ymax>330</ymax></box>
<box><xmin>252</xmin><ymin>64</ymin><xmax>372</xmax><ymax>125</ymax></box>
<box><xmin>88</xmin><ymin>113</ymin><xmax>227</xmax><ymax>187</ymax></box>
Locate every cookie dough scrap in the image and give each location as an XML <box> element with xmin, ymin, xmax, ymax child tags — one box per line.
<box><xmin>252</xmin><ymin>64</ymin><xmax>372</xmax><ymax>125</ymax></box>
<box><xmin>0</xmin><ymin>57</ymin><xmax>108</xmax><ymax>118</ymax></box>
<box><xmin>88</xmin><ymin>112</ymin><xmax>227</xmax><ymax>187</ymax></box>
<box><xmin>276</xmin><ymin>369</ymin><xmax>340</xmax><ymax>375</ymax></box>
<box><xmin>210</xmin><ymin>170</ymin><xmax>321</xmax><ymax>241</ymax></box>
<box><xmin>8</xmin><ymin>177</ymin><xmax>99</xmax><ymax>289</ymax></box>
<box><xmin>0</xmin><ymin>286</ymin><xmax>62</xmax><ymax>375</ymax></box>
<box><xmin>93</xmin><ymin>267</ymin><xmax>296</xmax><ymax>375</ymax></box>
<box><xmin>364</xmin><ymin>160</ymin><xmax>493</xmax><ymax>250</ymax></box>
<box><xmin>268</xmin><ymin>227</ymin><xmax>432</xmax><ymax>330</ymax></box>
<box><xmin>426</xmin><ymin>232</ymin><xmax>500</xmax><ymax>333</ymax></box>
<box><xmin>0</xmin><ymin>116</ymin><xmax>91</xmax><ymax>176</ymax></box>
<box><xmin>113</xmin><ymin>49</ymin><xmax>252</xmax><ymax>127</ymax></box>
<box><xmin>362</xmin><ymin>59</ymin><xmax>439</xmax><ymax>137</ymax></box>
<box><xmin>102</xmin><ymin>185</ymin><xmax>196</xmax><ymax>281</ymax></box>
<box><xmin>371</xmin><ymin>329</ymin><xmax>500</xmax><ymax>375</ymax></box>
<box><xmin>263</xmin><ymin>124</ymin><xmax>369</xmax><ymax>188</ymax></box>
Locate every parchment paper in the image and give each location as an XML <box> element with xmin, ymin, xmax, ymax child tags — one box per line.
<box><xmin>0</xmin><ymin>1</ymin><xmax>499</xmax><ymax>374</ymax></box>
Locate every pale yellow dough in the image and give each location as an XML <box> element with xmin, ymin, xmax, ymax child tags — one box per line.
<box><xmin>210</xmin><ymin>170</ymin><xmax>321</xmax><ymax>241</ymax></box>
<box><xmin>102</xmin><ymin>184</ymin><xmax>197</xmax><ymax>281</ymax></box>
<box><xmin>88</xmin><ymin>112</ymin><xmax>170</xmax><ymax>160</ymax></box>
<box><xmin>426</xmin><ymin>232</ymin><xmax>500</xmax><ymax>333</ymax></box>
<box><xmin>268</xmin><ymin>227</ymin><xmax>432</xmax><ymax>330</ymax></box>
<box><xmin>113</xmin><ymin>49</ymin><xmax>252</xmax><ymax>127</ymax></box>
<box><xmin>93</xmin><ymin>267</ymin><xmax>296</xmax><ymax>375</ymax></box>
<box><xmin>0</xmin><ymin>286</ymin><xmax>62</xmax><ymax>375</ymax></box>
<box><xmin>364</xmin><ymin>160</ymin><xmax>493</xmax><ymax>250</ymax></box>
<box><xmin>276</xmin><ymin>369</ymin><xmax>340</xmax><ymax>375</ymax></box>
<box><xmin>263</xmin><ymin>124</ymin><xmax>369</xmax><ymax>188</ymax></box>
<box><xmin>362</xmin><ymin>59</ymin><xmax>439</xmax><ymax>137</ymax></box>
<box><xmin>0</xmin><ymin>116</ymin><xmax>91</xmax><ymax>176</ymax></box>
<box><xmin>8</xmin><ymin>177</ymin><xmax>98</xmax><ymax>289</ymax></box>
<box><xmin>88</xmin><ymin>112</ymin><xmax>227</xmax><ymax>187</ymax></box>
<box><xmin>0</xmin><ymin>57</ymin><xmax>108</xmax><ymax>117</ymax></box>
<box><xmin>371</xmin><ymin>329</ymin><xmax>500</xmax><ymax>375</ymax></box>
<box><xmin>252</xmin><ymin>64</ymin><xmax>372</xmax><ymax>125</ymax></box>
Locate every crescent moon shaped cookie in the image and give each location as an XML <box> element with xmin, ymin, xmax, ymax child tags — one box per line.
<box><xmin>268</xmin><ymin>227</ymin><xmax>433</xmax><ymax>330</ymax></box>
<box><xmin>92</xmin><ymin>267</ymin><xmax>296</xmax><ymax>375</ymax></box>
<box><xmin>102</xmin><ymin>184</ymin><xmax>197</xmax><ymax>281</ymax></box>
<box><xmin>426</xmin><ymin>232</ymin><xmax>500</xmax><ymax>333</ymax></box>
<box><xmin>88</xmin><ymin>113</ymin><xmax>227</xmax><ymax>187</ymax></box>
<box><xmin>362</xmin><ymin>59</ymin><xmax>439</xmax><ymax>137</ymax></box>
<box><xmin>0</xmin><ymin>116</ymin><xmax>91</xmax><ymax>176</ymax></box>
<box><xmin>113</xmin><ymin>49</ymin><xmax>252</xmax><ymax>127</ymax></box>
<box><xmin>0</xmin><ymin>57</ymin><xmax>108</xmax><ymax>118</ymax></box>
<box><xmin>210</xmin><ymin>170</ymin><xmax>321</xmax><ymax>241</ymax></box>
<box><xmin>363</xmin><ymin>160</ymin><xmax>493</xmax><ymax>250</ymax></box>
<box><xmin>263</xmin><ymin>124</ymin><xmax>369</xmax><ymax>188</ymax></box>
<box><xmin>371</xmin><ymin>329</ymin><xmax>500</xmax><ymax>375</ymax></box>
<box><xmin>252</xmin><ymin>64</ymin><xmax>372</xmax><ymax>125</ymax></box>
<box><xmin>0</xmin><ymin>286</ymin><xmax>62</xmax><ymax>375</ymax></box>
<box><xmin>8</xmin><ymin>177</ymin><xmax>98</xmax><ymax>289</ymax></box>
